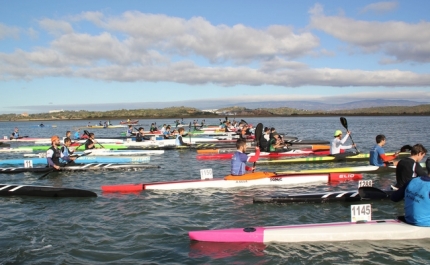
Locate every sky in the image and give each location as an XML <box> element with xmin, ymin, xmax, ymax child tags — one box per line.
<box><xmin>1</xmin><ymin>0</ymin><xmax>430</xmax><ymax>114</ymax></box>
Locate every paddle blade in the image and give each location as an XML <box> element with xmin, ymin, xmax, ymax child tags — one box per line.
<box><xmin>84</xmin><ymin>130</ymin><xmax>90</xmax><ymax>136</ymax></box>
<box><xmin>340</xmin><ymin>117</ymin><xmax>348</xmax><ymax>130</ymax></box>
<box><xmin>358</xmin><ymin>187</ymin><xmax>388</xmax><ymax>200</ymax></box>
<box><xmin>254</xmin><ymin>123</ymin><xmax>263</xmax><ymax>146</ymax></box>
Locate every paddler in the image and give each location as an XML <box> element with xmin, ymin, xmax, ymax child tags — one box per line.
<box><xmin>268</xmin><ymin>132</ymin><xmax>284</xmax><ymax>151</ymax></box>
<box><xmin>46</xmin><ymin>135</ymin><xmax>62</xmax><ymax>170</ymax></box>
<box><xmin>231</xmin><ymin>139</ymin><xmax>260</xmax><ymax>175</ymax></box>
<box><xmin>135</xmin><ymin>127</ymin><xmax>150</xmax><ymax>142</ymax></box>
<box><xmin>175</xmin><ymin>127</ymin><xmax>191</xmax><ymax>146</ymax></box>
<box><xmin>369</xmin><ymin>134</ymin><xmax>399</xmax><ymax>166</ymax></box>
<box><xmin>393</xmin><ymin>144</ymin><xmax>428</xmax><ymax>189</ymax></box>
<box><xmin>330</xmin><ymin>130</ymin><xmax>356</xmax><ymax>155</ymax></box>
<box><xmin>126</xmin><ymin>125</ymin><xmax>135</xmax><ymax>136</ymax></box>
<box><xmin>60</xmin><ymin>137</ymin><xmax>77</xmax><ymax>165</ymax></box>
<box><xmin>85</xmin><ymin>133</ymin><xmax>98</xmax><ymax>150</ymax></box>
<box><xmin>10</xmin><ymin>127</ymin><xmax>19</xmax><ymax>140</ymax></box>
<box><xmin>391</xmin><ymin>157</ymin><xmax>430</xmax><ymax>226</ymax></box>
<box><xmin>73</xmin><ymin>129</ymin><xmax>81</xmax><ymax>140</ymax></box>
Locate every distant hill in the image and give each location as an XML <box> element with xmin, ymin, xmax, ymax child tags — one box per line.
<box><xmin>209</xmin><ymin>99</ymin><xmax>428</xmax><ymax>111</ymax></box>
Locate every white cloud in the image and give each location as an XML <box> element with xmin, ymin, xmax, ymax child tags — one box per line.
<box><xmin>360</xmin><ymin>1</ymin><xmax>398</xmax><ymax>14</ymax></box>
<box><xmin>309</xmin><ymin>3</ymin><xmax>430</xmax><ymax>63</ymax></box>
<box><xmin>0</xmin><ymin>23</ymin><xmax>20</xmax><ymax>40</ymax></box>
<box><xmin>38</xmin><ymin>18</ymin><xmax>74</xmax><ymax>35</ymax></box>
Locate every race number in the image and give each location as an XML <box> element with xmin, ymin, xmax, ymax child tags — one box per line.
<box><xmin>350</xmin><ymin>204</ymin><xmax>371</xmax><ymax>222</ymax></box>
<box><xmin>200</xmin><ymin>168</ymin><xmax>213</xmax><ymax>180</ymax></box>
<box><xmin>38</xmin><ymin>153</ymin><xmax>47</xmax><ymax>158</ymax></box>
<box><xmin>358</xmin><ymin>180</ymin><xmax>373</xmax><ymax>188</ymax></box>
<box><xmin>126</xmin><ymin>138</ymin><xmax>131</xmax><ymax>143</ymax></box>
<box><xmin>3</xmin><ymin>136</ymin><xmax>7</xmax><ymax>140</ymax></box>
<box><xmin>246</xmin><ymin>142</ymin><xmax>251</xmax><ymax>147</ymax></box>
<box><xmin>24</xmin><ymin>160</ymin><xmax>33</xmax><ymax>168</ymax></box>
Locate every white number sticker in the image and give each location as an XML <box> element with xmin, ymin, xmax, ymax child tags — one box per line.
<box><xmin>24</xmin><ymin>160</ymin><xmax>33</xmax><ymax>168</ymax></box>
<box><xmin>246</xmin><ymin>142</ymin><xmax>251</xmax><ymax>147</ymax></box>
<box><xmin>126</xmin><ymin>138</ymin><xmax>131</xmax><ymax>143</ymax></box>
<box><xmin>3</xmin><ymin>136</ymin><xmax>7</xmax><ymax>140</ymax></box>
<box><xmin>350</xmin><ymin>204</ymin><xmax>372</xmax><ymax>222</ymax></box>
<box><xmin>38</xmin><ymin>153</ymin><xmax>47</xmax><ymax>158</ymax></box>
<box><xmin>200</xmin><ymin>168</ymin><xmax>213</xmax><ymax>180</ymax></box>
<box><xmin>358</xmin><ymin>180</ymin><xmax>373</xmax><ymax>188</ymax></box>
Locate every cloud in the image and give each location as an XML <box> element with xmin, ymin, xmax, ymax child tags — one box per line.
<box><xmin>38</xmin><ymin>18</ymin><xmax>74</xmax><ymax>35</ymax></box>
<box><xmin>0</xmin><ymin>23</ymin><xmax>20</xmax><ymax>40</ymax></box>
<box><xmin>360</xmin><ymin>1</ymin><xmax>399</xmax><ymax>14</ymax></box>
<box><xmin>309</xmin><ymin>3</ymin><xmax>430</xmax><ymax>63</ymax></box>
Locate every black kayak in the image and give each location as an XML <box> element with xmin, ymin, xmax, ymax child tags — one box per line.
<box><xmin>0</xmin><ymin>184</ymin><xmax>97</xmax><ymax>197</ymax></box>
<box><xmin>253</xmin><ymin>188</ymin><xmax>394</xmax><ymax>204</ymax></box>
<box><xmin>0</xmin><ymin>163</ymin><xmax>160</xmax><ymax>174</ymax></box>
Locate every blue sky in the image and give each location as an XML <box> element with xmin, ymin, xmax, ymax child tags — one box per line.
<box><xmin>1</xmin><ymin>0</ymin><xmax>429</xmax><ymax>113</ymax></box>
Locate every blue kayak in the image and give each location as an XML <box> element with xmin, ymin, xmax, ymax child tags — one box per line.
<box><xmin>0</xmin><ymin>156</ymin><xmax>150</xmax><ymax>166</ymax></box>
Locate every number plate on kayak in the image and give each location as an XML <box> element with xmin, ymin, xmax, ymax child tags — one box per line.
<box><xmin>351</xmin><ymin>204</ymin><xmax>371</xmax><ymax>222</ymax></box>
<box><xmin>358</xmin><ymin>180</ymin><xmax>373</xmax><ymax>188</ymax></box>
<box><xmin>200</xmin><ymin>168</ymin><xmax>213</xmax><ymax>180</ymax></box>
<box><xmin>24</xmin><ymin>160</ymin><xmax>33</xmax><ymax>168</ymax></box>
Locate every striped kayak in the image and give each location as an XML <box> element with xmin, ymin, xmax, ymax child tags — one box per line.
<box><xmin>24</xmin><ymin>149</ymin><xmax>164</xmax><ymax>157</ymax></box>
<box><xmin>253</xmin><ymin>189</ymin><xmax>394</xmax><ymax>204</ymax></box>
<box><xmin>0</xmin><ymin>163</ymin><xmax>160</xmax><ymax>174</ymax></box>
<box><xmin>257</xmin><ymin>152</ymin><xmax>409</xmax><ymax>164</ymax></box>
<box><xmin>188</xmin><ymin>218</ymin><xmax>430</xmax><ymax>243</ymax></box>
<box><xmin>101</xmin><ymin>172</ymin><xmax>362</xmax><ymax>192</ymax></box>
<box><xmin>0</xmin><ymin>156</ymin><xmax>151</xmax><ymax>166</ymax></box>
<box><xmin>196</xmin><ymin>150</ymin><xmax>333</xmax><ymax>160</ymax></box>
<box><xmin>0</xmin><ymin>184</ymin><xmax>97</xmax><ymax>197</ymax></box>
<box><xmin>196</xmin><ymin>145</ymin><xmax>331</xmax><ymax>154</ymax></box>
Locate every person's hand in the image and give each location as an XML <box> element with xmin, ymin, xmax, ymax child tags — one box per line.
<box><xmin>352</xmin><ymin>144</ymin><xmax>356</xmax><ymax>147</ymax></box>
<box><xmin>347</xmin><ymin>130</ymin><xmax>351</xmax><ymax>135</ymax></box>
<box><xmin>255</xmin><ymin>146</ymin><xmax>260</xmax><ymax>151</ymax></box>
<box><xmin>54</xmin><ymin>165</ymin><xmax>60</xmax><ymax>170</ymax></box>
<box><xmin>394</xmin><ymin>151</ymin><xmax>400</xmax><ymax>156</ymax></box>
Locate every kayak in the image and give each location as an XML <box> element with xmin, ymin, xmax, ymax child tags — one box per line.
<box><xmin>0</xmin><ymin>163</ymin><xmax>160</xmax><ymax>174</ymax></box>
<box><xmin>0</xmin><ymin>148</ymin><xmax>34</xmax><ymax>153</ymax></box>
<box><xmin>285</xmin><ymin>139</ymin><xmax>330</xmax><ymax>145</ymax></box>
<box><xmin>189</xmin><ymin>218</ymin><xmax>430</xmax><ymax>243</ymax></box>
<box><xmin>196</xmin><ymin>145</ymin><xmax>331</xmax><ymax>154</ymax></box>
<box><xmin>0</xmin><ymin>156</ymin><xmax>151</xmax><ymax>166</ymax></box>
<box><xmin>0</xmin><ymin>184</ymin><xmax>97</xmax><ymax>197</ymax></box>
<box><xmin>101</xmin><ymin>172</ymin><xmax>362</xmax><ymax>192</ymax></box>
<box><xmin>24</xmin><ymin>149</ymin><xmax>164</xmax><ymax>157</ymax></box>
<box><xmin>256</xmin><ymin>152</ymin><xmax>410</xmax><ymax>164</ymax></box>
<box><xmin>275</xmin><ymin>165</ymin><xmax>394</xmax><ymax>174</ymax></box>
<box><xmin>35</xmin><ymin>139</ymin><xmax>124</xmax><ymax>145</ymax></box>
<box><xmin>253</xmin><ymin>188</ymin><xmax>394</xmax><ymax>204</ymax></box>
<box><xmin>196</xmin><ymin>150</ymin><xmax>334</xmax><ymax>160</ymax></box>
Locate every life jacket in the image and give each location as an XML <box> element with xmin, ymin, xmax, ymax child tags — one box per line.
<box><xmin>47</xmin><ymin>146</ymin><xmax>61</xmax><ymax>166</ymax></box>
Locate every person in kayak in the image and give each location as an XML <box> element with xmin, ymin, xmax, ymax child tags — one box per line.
<box><xmin>60</xmin><ymin>137</ymin><xmax>77</xmax><ymax>165</ymax></box>
<box><xmin>150</xmin><ymin>123</ymin><xmax>158</xmax><ymax>132</ymax></box>
<box><xmin>231</xmin><ymin>139</ymin><xmax>260</xmax><ymax>175</ymax></box>
<box><xmin>163</xmin><ymin>125</ymin><xmax>172</xmax><ymax>139</ymax></box>
<box><xmin>369</xmin><ymin>134</ymin><xmax>399</xmax><ymax>166</ymax></box>
<box><xmin>259</xmin><ymin>127</ymin><xmax>271</xmax><ymax>151</ymax></box>
<box><xmin>126</xmin><ymin>125</ymin><xmax>136</xmax><ymax>137</ymax></box>
<box><xmin>10</xmin><ymin>127</ymin><xmax>19</xmax><ymax>140</ymax></box>
<box><xmin>268</xmin><ymin>132</ymin><xmax>285</xmax><ymax>151</ymax></box>
<box><xmin>393</xmin><ymin>144</ymin><xmax>428</xmax><ymax>189</ymax></box>
<box><xmin>391</xmin><ymin>157</ymin><xmax>430</xmax><ymax>226</ymax></box>
<box><xmin>135</xmin><ymin>127</ymin><xmax>151</xmax><ymax>142</ymax></box>
<box><xmin>330</xmin><ymin>130</ymin><xmax>356</xmax><ymax>155</ymax></box>
<box><xmin>85</xmin><ymin>133</ymin><xmax>98</xmax><ymax>150</ymax></box>
<box><xmin>73</xmin><ymin>129</ymin><xmax>81</xmax><ymax>140</ymax></box>
<box><xmin>46</xmin><ymin>135</ymin><xmax>62</xmax><ymax>169</ymax></box>
<box><xmin>176</xmin><ymin>127</ymin><xmax>191</xmax><ymax>146</ymax></box>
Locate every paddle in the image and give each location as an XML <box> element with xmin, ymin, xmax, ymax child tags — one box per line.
<box><xmin>188</xmin><ymin>122</ymin><xmax>192</xmax><ymax>147</ymax></box>
<box><xmin>358</xmin><ymin>187</ymin><xmax>389</xmax><ymax>200</ymax></box>
<box><xmin>340</xmin><ymin>117</ymin><xmax>360</xmax><ymax>153</ymax></box>
<box><xmin>252</xmin><ymin>123</ymin><xmax>263</xmax><ymax>173</ymax></box>
<box><xmin>39</xmin><ymin>152</ymin><xmax>92</xmax><ymax>179</ymax></box>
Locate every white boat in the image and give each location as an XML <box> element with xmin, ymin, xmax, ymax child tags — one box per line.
<box><xmin>23</xmin><ymin>149</ymin><xmax>164</xmax><ymax>157</ymax></box>
<box><xmin>34</xmin><ymin>139</ymin><xmax>124</xmax><ymax>145</ymax></box>
<box><xmin>0</xmin><ymin>148</ymin><xmax>33</xmax><ymax>153</ymax></box>
<box><xmin>101</xmin><ymin>172</ymin><xmax>363</xmax><ymax>192</ymax></box>
<box><xmin>189</xmin><ymin>218</ymin><xmax>430</xmax><ymax>243</ymax></box>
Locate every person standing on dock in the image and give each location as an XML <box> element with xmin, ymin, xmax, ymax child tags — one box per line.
<box><xmin>330</xmin><ymin>130</ymin><xmax>356</xmax><ymax>155</ymax></box>
<box><xmin>369</xmin><ymin>134</ymin><xmax>399</xmax><ymax>166</ymax></box>
<box><xmin>231</xmin><ymin>139</ymin><xmax>260</xmax><ymax>176</ymax></box>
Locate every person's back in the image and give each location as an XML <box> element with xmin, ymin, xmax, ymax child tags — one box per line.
<box><xmin>404</xmin><ymin>176</ymin><xmax>430</xmax><ymax>226</ymax></box>
<box><xmin>395</xmin><ymin>144</ymin><xmax>428</xmax><ymax>189</ymax></box>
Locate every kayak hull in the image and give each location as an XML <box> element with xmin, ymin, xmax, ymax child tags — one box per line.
<box><xmin>189</xmin><ymin>219</ymin><xmax>430</xmax><ymax>243</ymax></box>
<box><xmin>0</xmin><ymin>184</ymin><xmax>97</xmax><ymax>197</ymax></box>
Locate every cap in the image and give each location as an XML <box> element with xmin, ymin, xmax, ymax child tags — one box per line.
<box><xmin>334</xmin><ymin>130</ymin><xmax>342</xmax><ymax>136</ymax></box>
<box><xmin>51</xmin><ymin>135</ymin><xmax>60</xmax><ymax>142</ymax></box>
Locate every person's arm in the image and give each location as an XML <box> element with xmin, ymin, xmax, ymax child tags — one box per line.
<box><xmin>415</xmin><ymin>162</ymin><xmax>428</xmax><ymax>177</ymax></box>
<box><xmin>178</xmin><ymin>135</ymin><xmax>190</xmax><ymax>146</ymax></box>
<box><xmin>391</xmin><ymin>181</ymin><xmax>409</xmax><ymax>202</ymax></box>
<box><xmin>340</xmin><ymin>134</ymin><xmax>350</xmax><ymax>144</ymax></box>
<box><xmin>379</xmin><ymin>153</ymin><xmax>397</xmax><ymax>162</ymax></box>
<box><xmin>247</xmin><ymin>147</ymin><xmax>260</xmax><ymax>163</ymax></box>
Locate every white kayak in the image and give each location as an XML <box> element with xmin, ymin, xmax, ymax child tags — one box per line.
<box><xmin>101</xmin><ymin>172</ymin><xmax>363</xmax><ymax>192</ymax></box>
<box><xmin>34</xmin><ymin>139</ymin><xmax>124</xmax><ymax>145</ymax></box>
<box><xmin>23</xmin><ymin>149</ymin><xmax>164</xmax><ymax>157</ymax></box>
<box><xmin>0</xmin><ymin>148</ymin><xmax>33</xmax><ymax>153</ymax></box>
<box><xmin>189</xmin><ymin>218</ymin><xmax>430</xmax><ymax>243</ymax></box>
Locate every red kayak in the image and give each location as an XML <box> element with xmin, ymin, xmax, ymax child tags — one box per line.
<box><xmin>196</xmin><ymin>149</ymin><xmax>339</xmax><ymax>160</ymax></box>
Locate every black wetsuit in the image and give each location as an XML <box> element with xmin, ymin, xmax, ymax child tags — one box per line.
<box><xmin>395</xmin><ymin>157</ymin><xmax>428</xmax><ymax>188</ymax></box>
<box><xmin>85</xmin><ymin>139</ymin><xmax>95</xmax><ymax>150</ymax></box>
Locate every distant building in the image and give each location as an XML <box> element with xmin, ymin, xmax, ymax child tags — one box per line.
<box><xmin>49</xmin><ymin>109</ymin><xmax>64</xmax><ymax>113</ymax></box>
<box><xmin>202</xmin><ymin>109</ymin><xmax>218</xmax><ymax>113</ymax></box>
<box><xmin>21</xmin><ymin>112</ymin><xmax>29</xmax><ymax>117</ymax></box>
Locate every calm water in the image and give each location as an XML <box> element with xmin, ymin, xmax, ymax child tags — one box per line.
<box><xmin>1</xmin><ymin>116</ymin><xmax>430</xmax><ymax>265</ymax></box>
